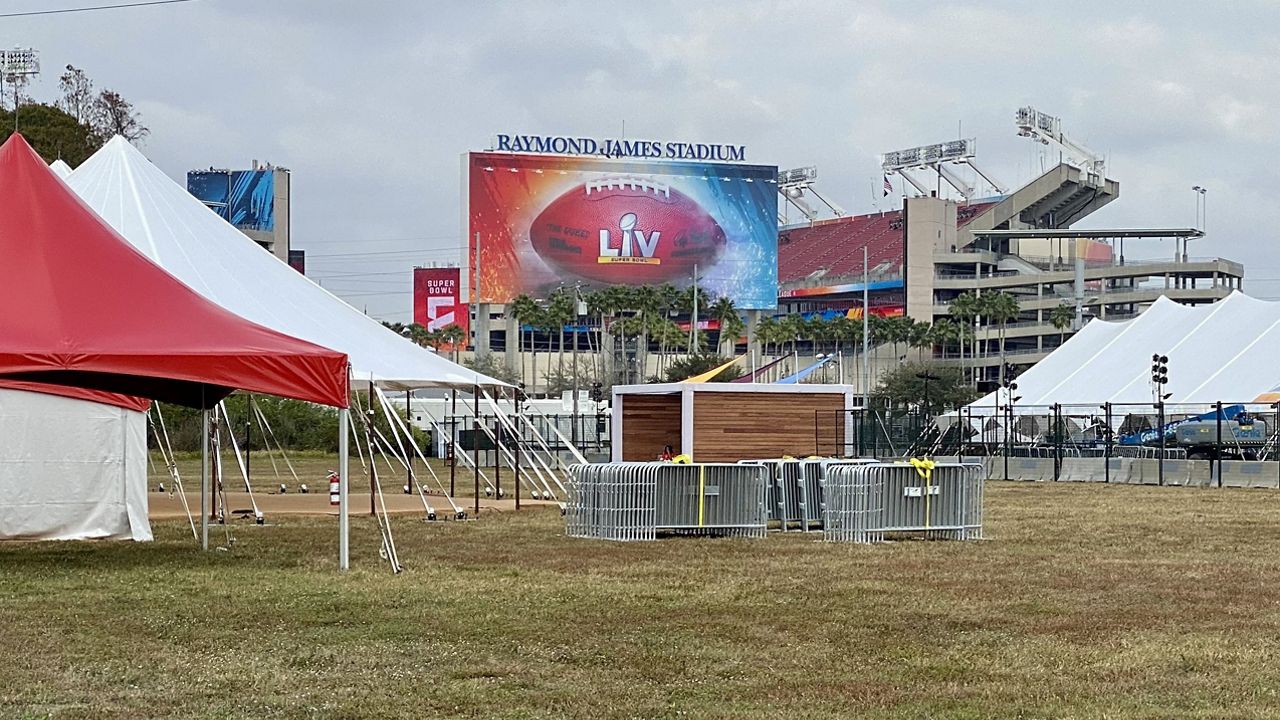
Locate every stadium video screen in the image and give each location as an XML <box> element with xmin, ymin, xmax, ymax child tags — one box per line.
<box><xmin>467</xmin><ymin>152</ymin><xmax>778</xmax><ymax>309</ymax></box>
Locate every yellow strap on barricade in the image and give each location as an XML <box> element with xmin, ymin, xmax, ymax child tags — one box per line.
<box><xmin>909</xmin><ymin>457</ymin><xmax>936</xmax><ymax>529</ymax></box>
<box><xmin>698</xmin><ymin>464</ymin><xmax>706</xmax><ymax>527</ymax></box>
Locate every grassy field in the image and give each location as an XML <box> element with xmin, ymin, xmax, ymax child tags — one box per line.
<box><xmin>5</xmin><ymin>480</ymin><xmax>1280</xmax><ymax>718</ymax></box>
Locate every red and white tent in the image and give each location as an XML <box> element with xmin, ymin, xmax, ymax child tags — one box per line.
<box><xmin>0</xmin><ymin>134</ymin><xmax>355</xmax><ymax>564</ymax></box>
<box><xmin>0</xmin><ymin>134</ymin><xmax>349</xmax><ymax>409</ymax></box>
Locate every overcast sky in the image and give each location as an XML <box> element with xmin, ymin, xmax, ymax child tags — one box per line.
<box><xmin>10</xmin><ymin>0</ymin><xmax>1279</xmax><ymax>317</ymax></box>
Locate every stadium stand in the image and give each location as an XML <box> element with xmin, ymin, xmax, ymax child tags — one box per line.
<box><xmin>778</xmin><ymin>202</ymin><xmax>996</xmax><ymax>284</ymax></box>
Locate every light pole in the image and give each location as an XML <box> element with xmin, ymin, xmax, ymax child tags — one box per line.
<box><xmin>1001</xmin><ymin>365</ymin><xmax>1019</xmax><ymax>481</ymax></box>
<box><xmin>915</xmin><ymin>370</ymin><xmax>940</xmax><ymax>418</ymax></box>
<box><xmin>1189</xmin><ymin>186</ymin><xmax>1207</xmax><ymax>262</ymax></box>
<box><xmin>571</xmin><ymin>284</ymin><xmax>585</xmax><ymax>447</ymax></box>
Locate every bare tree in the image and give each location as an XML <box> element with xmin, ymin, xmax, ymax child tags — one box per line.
<box><xmin>57</xmin><ymin>64</ymin><xmax>95</xmax><ymax>125</ymax></box>
<box><xmin>92</xmin><ymin>88</ymin><xmax>149</xmax><ymax>142</ymax></box>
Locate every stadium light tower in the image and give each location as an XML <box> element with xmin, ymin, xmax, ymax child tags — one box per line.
<box><xmin>777</xmin><ymin>165</ymin><xmax>844</xmax><ymax>223</ymax></box>
<box><xmin>880</xmin><ymin>138</ymin><xmax>1005</xmax><ymax>201</ymax></box>
<box><xmin>1</xmin><ymin>47</ymin><xmax>39</xmax><ymax>131</ymax></box>
<box><xmin>1015</xmin><ymin>106</ymin><xmax>1105</xmax><ymax>185</ymax></box>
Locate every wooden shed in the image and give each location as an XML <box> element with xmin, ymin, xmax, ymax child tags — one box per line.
<box><xmin>610</xmin><ymin>383</ymin><xmax>859</xmax><ymax>462</ymax></box>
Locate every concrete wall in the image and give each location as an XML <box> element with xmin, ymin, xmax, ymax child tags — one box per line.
<box><xmin>950</xmin><ymin>455</ymin><xmax>1280</xmax><ymax>488</ymax></box>
<box><xmin>904</xmin><ymin>196</ymin><xmax>955</xmax><ymax>323</ymax></box>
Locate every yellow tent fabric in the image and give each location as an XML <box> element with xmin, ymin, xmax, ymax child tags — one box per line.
<box><xmin>681</xmin><ymin>356</ymin><xmax>739</xmax><ymax>383</ymax></box>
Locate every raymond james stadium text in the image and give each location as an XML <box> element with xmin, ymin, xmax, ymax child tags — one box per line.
<box><xmin>494</xmin><ymin>134</ymin><xmax>747</xmax><ymax>162</ymax></box>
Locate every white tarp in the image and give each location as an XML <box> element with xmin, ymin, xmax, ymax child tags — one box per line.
<box><xmin>49</xmin><ymin>159</ymin><xmax>72</xmax><ymax>178</ymax></box>
<box><xmin>967</xmin><ymin>292</ymin><xmax>1280</xmax><ymax>413</ymax></box>
<box><xmin>67</xmin><ymin>137</ymin><xmax>507</xmax><ymax>391</ymax></box>
<box><xmin>0</xmin><ymin>390</ymin><xmax>149</xmax><ymax>541</ymax></box>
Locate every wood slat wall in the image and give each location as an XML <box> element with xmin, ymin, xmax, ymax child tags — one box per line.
<box><xmin>692</xmin><ymin>391</ymin><xmax>845</xmax><ymax>461</ymax></box>
<box><xmin>619</xmin><ymin>393</ymin><xmax>683</xmax><ymax>461</ymax></box>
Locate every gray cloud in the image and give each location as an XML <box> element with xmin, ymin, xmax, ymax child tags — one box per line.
<box><xmin>9</xmin><ymin>0</ymin><xmax>1279</xmax><ymax>315</ymax></box>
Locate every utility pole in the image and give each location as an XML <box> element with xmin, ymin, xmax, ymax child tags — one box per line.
<box><xmin>572</xmin><ymin>284</ymin><xmax>584</xmax><ymax>447</ymax></box>
<box><xmin>862</xmin><ymin>245</ymin><xmax>870</xmax><ymax>405</ymax></box>
<box><xmin>473</xmin><ymin>231</ymin><xmax>484</xmax><ymax>358</ymax></box>
<box><xmin>690</xmin><ymin>264</ymin><xmax>699</xmax><ymax>354</ymax></box>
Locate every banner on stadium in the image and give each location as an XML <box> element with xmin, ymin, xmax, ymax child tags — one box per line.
<box><xmin>467</xmin><ymin>152</ymin><xmax>779</xmax><ymax>309</ymax></box>
<box><xmin>413</xmin><ymin>268</ymin><xmax>468</xmax><ymax>346</ymax></box>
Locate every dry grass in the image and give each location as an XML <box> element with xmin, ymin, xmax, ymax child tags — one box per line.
<box><xmin>5</xmin><ymin>479</ymin><xmax>1280</xmax><ymax>718</ymax></box>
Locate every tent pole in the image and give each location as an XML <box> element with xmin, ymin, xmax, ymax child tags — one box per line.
<box><xmin>405</xmin><ymin>389</ymin><xmax>412</xmax><ymax>494</ymax></box>
<box><xmin>450</xmin><ymin>390</ymin><xmax>458</xmax><ymax>496</ymax></box>
<box><xmin>201</xmin><ymin>409</ymin><xmax>210</xmax><ymax>551</ymax></box>
<box><xmin>473</xmin><ymin>384</ymin><xmax>481</xmax><ymax>517</ymax></box>
<box><xmin>339</xmin><ymin>407</ymin><xmax>350</xmax><ymax>571</ymax></box>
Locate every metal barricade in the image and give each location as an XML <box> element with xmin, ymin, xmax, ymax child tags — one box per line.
<box><xmin>822</xmin><ymin>461</ymin><xmax>984</xmax><ymax>543</ymax></box>
<box><xmin>741</xmin><ymin>457</ymin><xmax>879</xmax><ymax>532</ymax></box>
<box><xmin>566</xmin><ymin>463</ymin><xmax>767</xmax><ymax>541</ymax></box>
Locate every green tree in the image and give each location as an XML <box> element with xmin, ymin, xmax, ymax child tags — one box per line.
<box><xmin>1049</xmin><ymin>303</ymin><xmax>1074</xmax><ymax>346</ymax></box>
<box><xmin>91</xmin><ymin>88</ymin><xmax>149</xmax><ymax>143</ymax></box>
<box><xmin>874</xmin><ymin>361</ymin><xmax>978</xmax><ymax>415</ymax></box>
<box><xmin>0</xmin><ymin>103</ymin><xmax>103</xmax><ymax>166</ymax></box>
<box><xmin>508</xmin><ymin>294</ymin><xmax>540</xmax><ymax>387</ymax></box>
<box><xmin>756</xmin><ymin>316</ymin><xmax>781</xmax><ymax>358</ymax></box>
<box><xmin>660</xmin><ymin>354</ymin><xmax>743</xmax><ymax>383</ymax></box>
<box><xmin>463</xmin><ymin>353</ymin><xmax>520</xmax><ymax>386</ymax></box>
<box><xmin>980</xmin><ymin>291</ymin><xmax>1022</xmax><ymax>386</ymax></box>
<box><xmin>546</xmin><ymin>288</ymin><xmax>576</xmax><ymax>378</ymax></box>
<box><xmin>950</xmin><ymin>291</ymin><xmax>981</xmax><ymax>384</ymax></box>
<box><xmin>930</xmin><ymin>318</ymin><xmax>960</xmax><ymax>360</ymax></box>
<box><xmin>709</xmin><ymin>295</ymin><xmax>743</xmax><ymax>355</ymax></box>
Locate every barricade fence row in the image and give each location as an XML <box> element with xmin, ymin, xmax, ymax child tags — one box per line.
<box><xmin>565</xmin><ymin>463</ymin><xmax>768</xmax><ymax>541</ymax></box>
<box><xmin>823</xmin><ymin>462</ymin><xmax>984</xmax><ymax>544</ymax></box>
<box><xmin>566</xmin><ymin>459</ymin><xmax>984</xmax><ymax>545</ymax></box>
<box><xmin>817</xmin><ymin>400</ymin><xmax>1280</xmax><ymax>487</ymax></box>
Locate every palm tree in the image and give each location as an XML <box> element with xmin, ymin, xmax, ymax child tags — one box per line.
<box><xmin>908</xmin><ymin>319</ymin><xmax>933</xmax><ymax>357</ymax></box>
<box><xmin>930</xmin><ymin>318</ymin><xmax>960</xmax><ymax>361</ymax></box>
<box><xmin>708</xmin><ymin>296</ymin><xmax>742</xmax><ymax>356</ymax></box>
<box><xmin>1049</xmin><ymin>303</ymin><xmax>1074</xmax><ymax>346</ymax></box>
<box><xmin>756</xmin><ymin>316</ymin><xmax>781</xmax><ymax>361</ymax></box>
<box><xmin>980</xmin><ymin>290</ymin><xmax>1021</xmax><ymax>387</ymax></box>
<box><xmin>441</xmin><ymin>324</ymin><xmax>467</xmax><ymax>363</ymax></box>
<box><xmin>551</xmin><ymin>289</ymin><xmax>579</xmax><ymax>380</ymax></box>
<box><xmin>508</xmin><ymin>294</ymin><xmax>539</xmax><ymax>386</ymax></box>
<box><xmin>950</xmin><ymin>291</ymin><xmax>981</xmax><ymax>385</ymax></box>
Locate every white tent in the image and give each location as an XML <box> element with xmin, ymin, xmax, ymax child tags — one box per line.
<box><xmin>67</xmin><ymin>137</ymin><xmax>506</xmax><ymax>391</ymax></box>
<box><xmin>49</xmin><ymin>159</ymin><xmax>73</xmax><ymax>178</ymax></box>
<box><xmin>0</xmin><ymin>389</ymin><xmax>149</xmax><ymax>541</ymax></box>
<box><xmin>966</xmin><ymin>292</ymin><xmax>1280</xmax><ymax>413</ymax></box>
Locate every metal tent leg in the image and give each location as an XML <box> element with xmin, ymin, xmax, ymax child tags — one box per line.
<box><xmin>339</xmin><ymin>407</ymin><xmax>350</xmax><ymax>571</ymax></box>
<box><xmin>201</xmin><ymin>409</ymin><xmax>210</xmax><ymax>551</ymax></box>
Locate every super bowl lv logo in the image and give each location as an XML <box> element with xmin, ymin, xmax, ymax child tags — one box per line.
<box><xmin>598</xmin><ymin>212</ymin><xmax>661</xmax><ymax>265</ymax></box>
<box><xmin>530</xmin><ymin>175</ymin><xmax>727</xmax><ymax>284</ymax></box>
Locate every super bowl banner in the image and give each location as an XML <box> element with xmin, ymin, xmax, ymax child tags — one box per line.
<box><xmin>413</xmin><ymin>267</ymin><xmax>468</xmax><ymax>339</ymax></box>
<box><xmin>467</xmin><ymin>152</ymin><xmax>778</xmax><ymax>309</ymax></box>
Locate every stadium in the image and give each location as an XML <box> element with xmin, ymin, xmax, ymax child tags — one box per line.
<box><xmin>456</xmin><ymin>106</ymin><xmax>1243</xmax><ymax>397</ymax></box>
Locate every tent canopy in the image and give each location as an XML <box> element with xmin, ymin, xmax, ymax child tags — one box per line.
<box><xmin>68</xmin><ymin>136</ymin><xmax>509</xmax><ymax>391</ymax></box>
<box><xmin>966</xmin><ymin>292</ymin><xmax>1280</xmax><ymax>413</ymax></box>
<box><xmin>0</xmin><ymin>134</ymin><xmax>349</xmax><ymax>409</ymax></box>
